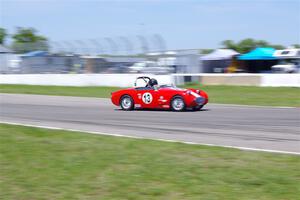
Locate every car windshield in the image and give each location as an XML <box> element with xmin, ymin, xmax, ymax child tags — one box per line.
<box><xmin>134</xmin><ymin>77</ymin><xmax>178</xmax><ymax>89</ymax></box>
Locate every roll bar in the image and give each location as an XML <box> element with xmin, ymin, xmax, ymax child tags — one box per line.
<box><xmin>134</xmin><ymin>76</ymin><xmax>151</xmax><ymax>87</ymax></box>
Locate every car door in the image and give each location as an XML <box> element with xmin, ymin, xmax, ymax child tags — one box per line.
<box><xmin>134</xmin><ymin>87</ymin><xmax>159</xmax><ymax>108</ymax></box>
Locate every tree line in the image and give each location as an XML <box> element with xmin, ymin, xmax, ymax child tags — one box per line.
<box><xmin>202</xmin><ymin>38</ymin><xmax>300</xmax><ymax>54</ymax></box>
<box><xmin>220</xmin><ymin>39</ymin><xmax>299</xmax><ymax>53</ymax></box>
<box><xmin>0</xmin><ymin>27</ymin><xmax>48</xmax><ymax>53</ymax></box>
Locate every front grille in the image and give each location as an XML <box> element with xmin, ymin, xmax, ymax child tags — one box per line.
<box><xmin>195</xmin><ymin>97</ymin><xmax>205</xmax><ymax>104</ymax></box>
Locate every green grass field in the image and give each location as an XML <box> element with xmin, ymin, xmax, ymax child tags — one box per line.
<box><xmin>1</xmin><ymin>84</ymin><xmax>300</xmax><ymax>107</ymax></box>
<box><xmin>0</xmin><ymin>123</ymin><xmax>299</xmax><ymax>200</ymax></box>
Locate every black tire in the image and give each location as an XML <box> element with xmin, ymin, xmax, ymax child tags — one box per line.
<box><xmin>193</xmin><ymin>105</ymin><xmax>204</xmax><ymax>111</ymax></box>
<box><xmin>120</xmin><ymin>95</ymin><xmax>134</xmax><ymax>111</ymax></box>
<box><xmin>170</xmin><ymin>96</ymin><xmax>186</xmax><ymax>111</ymax></box>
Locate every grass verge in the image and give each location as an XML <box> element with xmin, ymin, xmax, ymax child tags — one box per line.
<box><xmin>0</xmin><ymin>84</ymin><xmax>120</xmax><ymax>98</ymax></box>
<box><xmin>0</xmin><ymin>84</ymin><xmax>300</xmax><ymax>107</ymax></box>
<box><xmin>0</xmin><ymin>123</ymin><xmax>299</xmax><ymax>200</ymax></box>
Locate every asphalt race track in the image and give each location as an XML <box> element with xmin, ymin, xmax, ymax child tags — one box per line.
<box><xmin>0</xmin><ymin>93</ymin><xmax>299</xmax><ymax>154</ymax></box>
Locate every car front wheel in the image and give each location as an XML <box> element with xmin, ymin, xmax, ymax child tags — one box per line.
<box><xmin>171</xmin><ymin>96</ymin><xmax>186</xmax><ymax>111</ymax></box>
<box><xmin>193</xmin><ymin>105</ymin><xmax>204</xmax><ymax>111</ymax></box>
<box><xmin>120</xmin><ymin>95</ymin><xmax>134</xmax><ymax>111</ymax></box>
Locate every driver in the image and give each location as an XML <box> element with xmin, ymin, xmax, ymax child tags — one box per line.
<box><xmin>147</xmin><ymin>78</ymin><xmax>158</xmax><ymax>88</ymax></box>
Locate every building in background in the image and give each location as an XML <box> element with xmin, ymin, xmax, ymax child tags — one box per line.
<box><xmin>0</xmin><ymin>45</ymin><xmax>22</xmax><ymax>74</ymax></box>
<box><xmin>20</xmin><ymin>51</ymin><xmax>82</xmax><ymax>74</ymax></box>
<box><xmin>145</xmin><ymin>49</ymin><xmax>202</xmax><ymax>73</ymax></box>
<box><xmin>82</xmin><ymin>56</ymin><xmax>145</xmax><ymax>73</ymax></box>
<box><xmin>4</xmin><ymin>47</ymin><xmax>298</xmax><ymax>74</ymax></box>
<box><xmin>174</xmin><ymin>49</ymin><xmax>202</xmax><ymax>73</ymax></box>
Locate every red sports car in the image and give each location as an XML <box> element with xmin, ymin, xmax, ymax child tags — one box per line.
<box><xmin>111</xmin><ymin>76</ymin><xmax>208</xmax><ymax>111</ymax></box>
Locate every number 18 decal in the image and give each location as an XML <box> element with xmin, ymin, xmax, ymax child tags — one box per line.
<box><xmin>142</xmin><ymin>92</ymin><xmax>153</xmax><ymax>104</ymax></box>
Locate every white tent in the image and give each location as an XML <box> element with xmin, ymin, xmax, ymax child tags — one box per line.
<box><xmin>201</xmin><ymin>49</ymin><xmax>239</xmax><ymax>60</ymax></box>
<box><xmin>200</xmin><ymin>49</ymin><xmax>240</xmax><ymax>73</ymax></box>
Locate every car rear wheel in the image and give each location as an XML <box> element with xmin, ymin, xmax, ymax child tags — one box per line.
<box><xmin>171</xmin><ymin>96</ymin><xmax>186</xmax><ymax>111</ymax></box>
<box><xmin>120</xmin><ymin>95</ymin><xmax>134</xmax><ymax>111</ymax></box>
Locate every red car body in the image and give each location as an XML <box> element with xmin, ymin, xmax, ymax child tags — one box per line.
<box><xmin>111</xmin><ymin>77</ymin><xmax>208</xmax><ymax>111</ymax></box>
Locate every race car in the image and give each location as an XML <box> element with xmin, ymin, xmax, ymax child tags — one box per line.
<box><xmin>111</xmin><ymin>76</ymin><xmax>208</xmax><ymax>111</ymax></box>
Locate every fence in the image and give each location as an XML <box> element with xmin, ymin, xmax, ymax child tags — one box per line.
<box><xmin>0</xmin><ymin>74</ymin><xmax>299</xmax><ymax>87</ymax></box>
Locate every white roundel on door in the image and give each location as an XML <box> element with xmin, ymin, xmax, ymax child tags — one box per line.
<box><xmin>142</xmin><ymin>92</ymin><xmax>153</xmax><ymax>104</ymax></box>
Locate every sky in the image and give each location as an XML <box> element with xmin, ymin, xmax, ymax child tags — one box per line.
<box><xmin>0</xmin><ymin>0</ymin><xmax>300</xmax><ymax>51</ymax></box>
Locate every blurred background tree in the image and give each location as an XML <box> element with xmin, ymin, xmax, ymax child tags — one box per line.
<box><xmin>11</xmin><ymin>27</ymin><xmax>49</xmax><ymax>53</ymax></box>
<box><xmin>200</xmin><ymin>49</ymin><xmax>214</xmax><ymax>54</ymax></box>
<box><xmin>0</xmin><ymin>28</ymin><xmax>7</xmax><ymax>45</ymax></box>
<box><xmin>221</xmin><ymin>40</ymin><xmax>237</xmax><ymax>51</ymax></box>
<box><xmin>292</xmin><ymin>44</ymin><xmax>300</xmax><ymax>48</ymax></box>
<box><xmin>221</xmin><ymin>38</ymin><xmax>286</xmax><ymax>53</ymax></box>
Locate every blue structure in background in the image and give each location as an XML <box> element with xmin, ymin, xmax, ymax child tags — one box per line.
<box><xmin>23</xmin><ymin>51</ymin><xmax>48</xmax><ymax>57</ymax></box>
<box><xmin>239</xmin><ymin>48</ymin><xmax>277</xmax><ymax>60</ymax></box>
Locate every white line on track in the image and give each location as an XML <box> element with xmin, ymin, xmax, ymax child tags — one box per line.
<box><xmin>1</xmin><ymin>121</ymin><xmax>299</xmax><ymax>156</ymax></box>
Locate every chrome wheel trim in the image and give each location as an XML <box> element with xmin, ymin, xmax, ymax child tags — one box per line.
<box><xmin>172</xmin><ymin>98</ymin><xmax>184</xmax><ymax>111</ymax></box>
<box><xmin>121</xmin><ymin>97</ymin><xmax>132</xmax><ymax>109</ymax></box>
